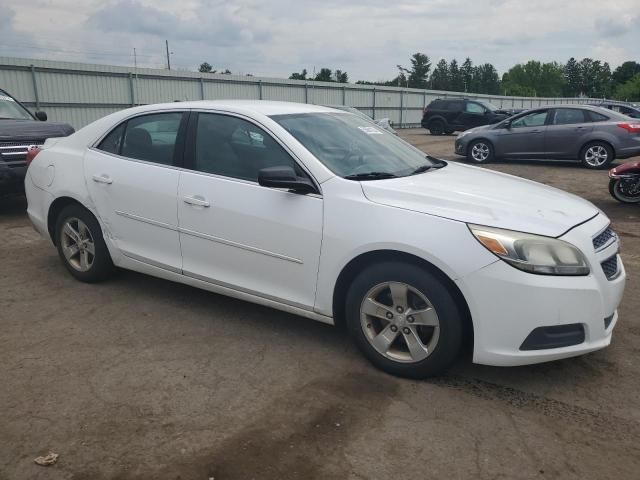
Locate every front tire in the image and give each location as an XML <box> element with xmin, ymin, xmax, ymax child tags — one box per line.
<box><xmin>428</xmin><ymin>120</ymin><xmax>445</xmax><ymax>135</ymax></box>
<box><xmin>609</xmin><ymin>178</ymin><xmax>640</xmax><ymax>204</ymax></box>
<box><xmin>55</xmin><ymin>204</ymin><xmax>114</xmax><ymax>283</ymax></box>
<box><xmin>581</xmin><ymin>142</ymin><xmax>613</xmax><ymax>169</ymax></box>
<box><xmin>467</xmin><ymin>139</ymin><xmax>494</xmax><ymax>164</ymax></box>
<box><xmin>345</xmin><ymin>262</ymin><xmax>463</xmax><ymax>378</ymax></box>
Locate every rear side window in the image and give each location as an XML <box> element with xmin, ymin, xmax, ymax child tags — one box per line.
<box><xmin>121</xmin><ymin>113</ymin><xmax>184</xmax><ymax>165</ymax></box>
<box><xmin>428</xmin><ymin>100</ymin><xmax>445</xmax><ymax>110</ymax></box>
<box><xmin>97</xmin><ymin>123</ymin><xmax>125</xmax><ymax>154</ymax></box>
<box><xmin>446</xmin><ymin>101</ymin><xmax>463</xmax><ymax>112</ymax></box>
<box><xmin>552</xmin><ymin>109</ymin><xmax>588</xmax><ymax>125</ymax></box>
<box><xmin>588</xmin><ymin>111</ymin><xmax>609</xmax><ymax>122</ymax></box>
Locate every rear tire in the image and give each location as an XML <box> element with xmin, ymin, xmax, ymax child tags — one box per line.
<box><xmin>55</xmin><ymin>204</ymin><xmax>114</xmax><ymax>283</ymax></box>
<box><xmin>428</xmin><ymin>120</ymin><xmax>445</xmax><ymax>136</ymax></box>
<box><xmin>467</xmin><ymin>139</ymin><xmax>494</xmax><ymax>164</ymax></box>
<box><xmin>345</xmin><ymin>261</ymin><xmax>463</xmax><ymax>378</ymax></box>
<box><xmin>581</xmin><ymin>142</ymin><xmax>613</xmax><ymax>169</ymax></box>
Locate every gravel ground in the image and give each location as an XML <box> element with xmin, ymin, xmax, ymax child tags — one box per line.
<box><xmin>1</xmin><ymin>129</ymin><xmax>639</xmax><ymax>479</ymax></box>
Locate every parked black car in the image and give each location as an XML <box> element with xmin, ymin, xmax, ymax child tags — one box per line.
<box><xmin>421</xmin><ymin>98</ymin><xmax>511</xmax><ymax>135</ymax></box>
<box><xmin>588</xmin><ymin>101</ymin><xmax>640</xmax><ymax>119</ymax></box>
<box><xmin>0</xmin><ymin>89</ymin><xmax>74</xmax><ymax>195</ymax></box>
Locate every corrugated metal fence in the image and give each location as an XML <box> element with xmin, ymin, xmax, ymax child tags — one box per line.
<box><xmin>0</xmin><ymin>56</ymin><xmax>603</xmax><ymax>130</ymax></box>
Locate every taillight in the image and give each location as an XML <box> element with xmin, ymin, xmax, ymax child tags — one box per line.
<box><xmin>617</xmin><ymin>122</ymin><xmax>640</xmax><ymax>133</ymax></box>
<box><xmin>25</xmin><ymin>146</ymin><xmax>41</xmax><ymax>166</ymax></box>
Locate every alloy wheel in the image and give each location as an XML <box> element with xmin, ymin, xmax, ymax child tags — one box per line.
<box><xmin>60</xmin><ymin>217</ymin><xmax>95</xmax><ymax>272</ymax></box>
<box><xmin>584</xmin><ymin>145</ymin><xmax>608</xmax><ymax>167</ymax></box>
<box><xmin>360</xmin><ymin>281</ymin><xmax>440</xmax><ymax>363</ymax></box>
<box><xmin>471</xmin><ymin>142</ymin><xmax>490</xmax><ymax>162</ymax></box>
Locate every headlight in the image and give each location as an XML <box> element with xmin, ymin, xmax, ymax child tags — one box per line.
<box><xmin>468</xmin><ymin>224</ymin><xmax>590</xmax><ymax>276</ymax></box>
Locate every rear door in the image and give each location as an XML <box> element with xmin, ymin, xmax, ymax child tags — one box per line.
<box><xmin>494</xmin><ymin>109</ymin><xmax>549</xmax><ymax>158</ymax></box>
<box><xmin>444</xmin><ymin>100</ymin><xmax>464</xmax><ymax>128</ymax></box>
<box><xmin>84</xmin><ymin>111</ymin><xmax>187</xmax><ymax>271</ymax></box>
<box><xmin>545</xmin><ymin>108</ymin><xmax>594</xmax><ymax>158</ymax></box>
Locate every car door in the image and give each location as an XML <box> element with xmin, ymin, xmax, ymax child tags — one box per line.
<box><xmin>84</xmin><ymin>111</ymin><xmax>188</xmax><ymax>272</ymax></box>
<box><xmin>544</xmin><ymin>108</ymin><xmax>594</xmax><ymax>159</ymax></box>
<box><xmin>177</xmin><ymin>112</ymin><xmax>323</xmax><ymax>310</ymax></box>
<box><xmin>494</xmin><ymin>110</ymin><xmax>549</xmax><ymax>158</ymax></box>
<box><xmin>445</xmin><ymin>100</ymin><xmax>465</xmax><ymax>128</ymax></box>
<box><xmin>457</xmin><ymin>101</ymin><xmax>489</xmax><ymax>130</ymax></box>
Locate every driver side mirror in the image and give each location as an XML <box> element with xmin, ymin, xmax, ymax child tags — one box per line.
<box><xmin>35</xmin><ymin>111</ymin><xmax>47</xmax><ymax>121</ymax></box>
<box><xmin>258</xmin><ymin>166</ymin><xmax>317</xmax><ymax>194</ymax></box>
<box><xmin>502</xmin><ymin>120</ymin><xmax>512</xmax><ymax>129</ymax></box>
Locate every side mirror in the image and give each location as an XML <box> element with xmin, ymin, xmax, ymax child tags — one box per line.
<box><xmin>258</xmin><ymin>166</ymin><xmax>317</xmax><ymax>194</ymax></box>
<box><xmin>502</xmin><ymin>120</ymin><xmax>512</xmax><ymax>129</ymax></box>
<box><xmin>35</xmin><ymin>111</ymin><xmax>47</xmax><ymax>121</ymax></box>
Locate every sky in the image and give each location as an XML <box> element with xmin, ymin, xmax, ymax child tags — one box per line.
<box><xmin>1</xmin><ymin>0</ymin><xmax>638</xmax><ymax>81</ymax></box>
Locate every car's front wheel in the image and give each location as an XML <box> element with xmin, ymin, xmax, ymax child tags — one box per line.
<box><xmin>467</xmin><ymin>139</ymin><xmax>494</xmax><ymax>164</ymax></box>
<box><xmin>428</xmin><ymin>120</ymin><xmax>445</xmax><ymax>135</ymax></box>
<box><xmin>55</xmin><ymin>204</ymin><xmax>114</xmax><ymax>283</ymax></box>
<box><xmin>346</xmin><ymin>262</ymin><xmax>463</xmax><ymax>378</ymax></box>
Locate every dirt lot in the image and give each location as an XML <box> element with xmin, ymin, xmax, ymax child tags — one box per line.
<box><xmin>1</xmin><ymin>130</ymin><xmax>639</xmax><ymax>480</ymax></box>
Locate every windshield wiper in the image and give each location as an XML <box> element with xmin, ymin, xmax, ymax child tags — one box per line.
<box><xmin>344</xmin><ymin>171</ymin><xmax>398</xmax><ymax>181</ymax></box>
<box><xmin>410</xmin><ymin>157</ymin><xmax>446</xmax><ymax>175</ymax></box>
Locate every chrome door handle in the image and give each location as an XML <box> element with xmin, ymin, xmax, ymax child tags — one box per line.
<box><xmin>92</xmin><ymin>174</ymin><xmax>113</xmax><ymax>184</ymax></box>
<box><xmin>183</xmin><ymin>196</ymin><xmax>210</xmax><ymax>207</ymax></box>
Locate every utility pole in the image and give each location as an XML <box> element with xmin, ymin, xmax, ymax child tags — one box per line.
<box><xmin>133</xmin><ymin>47</ymin><xmax>137</xmax><ymax>69</ymax></box>
<box><xmin>165</xmin><ymin>40</ymin><xmax>171</xmax><ymax>70</ymax></box>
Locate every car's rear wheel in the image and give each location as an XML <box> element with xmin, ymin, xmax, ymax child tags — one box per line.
<box><xmin>346</xmin><ymin>262</ymin><xmax>463</xmax><ymax>378</ymax></box>
<box><xmin>609</xmin><ymin>178</ymin><xmax>640</xmax><ymax>204</ymax></box>
<box><xmin>428</xmin><ymin>120</ymin><xmax>445</xmax><ymax>135</ymax></box>
<box><xmin>581</xmin><ymin>142</ymin><xmax>613</xmax><ymax>169</ymax></box>
<box><xmin>55</xmin><ymin>204</ymin><xmax>114</xmax><ymax>283</ymax></box>
<box><xmin>467</xmin><ymin>139</ymin><xmax>494</xmax><ymax>164</ymax></box>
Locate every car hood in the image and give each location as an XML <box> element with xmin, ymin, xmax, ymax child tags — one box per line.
<box><xmin>361</xmin><ymin>162</ymin><xmax>599</xmax><ymax>237</ymax></box>
<box><xmin>0</xmin><ymin>119</ymin><xmax>74</xmax><ymax>141</ymax></box>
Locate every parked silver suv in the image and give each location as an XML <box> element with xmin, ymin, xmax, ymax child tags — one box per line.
<box><xmin>454</xmin><ymin>105</ymin><xmax>640</xmax><ymax>169</ymax></box>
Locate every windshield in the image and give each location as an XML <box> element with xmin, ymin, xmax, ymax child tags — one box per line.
<box><xmin>271</xmin><ymin>112</ymin><xmax>439</xmax><ymax>178</ymax></box>
<box><xmin>480</xmin><ymin>101</ymin><xmax>499</xmax><ymax>112</ymax></box>
<box><xmin>0</xmin><ymin>91</ymin><xmax>33</xmax><ymax>120</ymax></box>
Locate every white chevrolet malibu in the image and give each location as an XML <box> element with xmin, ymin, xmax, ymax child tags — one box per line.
<box><xmin>25</xmin><ymin>101</ymin><xmax>625</xmax><ymax>377</ymax></box>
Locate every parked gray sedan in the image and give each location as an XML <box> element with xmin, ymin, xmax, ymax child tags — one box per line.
<box><xmin>454</xmin><ymin>105</ymin><xmax>640</xmax><ymax>169</ymax></box>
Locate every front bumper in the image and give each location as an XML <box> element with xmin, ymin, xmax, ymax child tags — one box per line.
<box><xmin>0</xmin><ymin>162</ymin><xmax>27</xmax><ymax>194</ymax></box>
<box><xmin>456</xmin><ymin>214</ymin><xmax>625</xmax><ymax>367</ymax></box>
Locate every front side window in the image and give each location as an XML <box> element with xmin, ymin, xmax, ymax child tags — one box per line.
<box><xmin>193</xmin><ymin>113</ymin><xmax>299</xmax><ymax>181</ymax></box>
<box><xmin>0</xmin><ymin>90</ymin><xmax>33</xmax><ymax>120</ymax></box>
<box><xmin>121</xmin><ymin>113</ymin><xmax>183</xmax><ymax>165</ymax></box>
<box><xmin>552</xmin><ymin>109</ymin><xmax>587</xmax><ymax>125</ymax></box>
<box><xmin>465</xmin><ymin>102</ymin><xmax>485</xmax><ymax>114</ymax></box>
<box><xmin>271</xmin><ymin>112</ymin><xmax>439</xmax><ymax>178</ymax></box>
<box><xmin>511</xmin><ymin>111</ymin><xmax>548</xmax><ymax>128</ymax></box>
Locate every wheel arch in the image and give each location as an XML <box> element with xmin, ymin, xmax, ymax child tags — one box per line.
<box><xmin>331</xmin><ymin>249</ymin><xmax>474</xmax><ymax>352</ymax></box>
<box><xmin>47</xmin><ymin>196</ymin><xmax>89</xmax><ymax>245</ymax></box>
<box><xmin>580</xmin><ymin>139</ymin><xmax>616</xmax><ymax>161</ymax></box>
<box><xmin>427</xmin><ymin>116</ymin><xmax>448</xmax><ymax>128</ymax></box>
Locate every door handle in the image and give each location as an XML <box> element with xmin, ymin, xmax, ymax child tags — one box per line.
<box><xmin>92</xmin><ymin>174</ymin><xmax>113</xmax><ymax>184</ymax></box>
<box><xmin>183</xmin><ymin>195</ymin><xmax>210</xmax><ymax>207</ymax></box>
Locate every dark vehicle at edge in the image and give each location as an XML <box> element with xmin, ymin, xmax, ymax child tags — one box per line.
<box><xmin>588</xmin><ymin>100</ymin><xmax>640</xmax><ymax>119</ymax></box>
<box><xmin>454</xmin><ymin>104</ymin><xmax>640</xmax><ymax>169</ymax></box>
<box><xmin>421</xmin><ymin>97</ymin><xmax>511</xmax><ymax>135</ymax></box>
<box><xmin>0</xmin><ymin>89</ymin><xmax>74</xmax><ymax>195</ymax></box>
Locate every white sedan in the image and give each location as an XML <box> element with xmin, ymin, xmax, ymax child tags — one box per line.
<box><xmin>25</xmin><ymin>101</ymin><xmax>626</xmax><ymax>377</ymax></box>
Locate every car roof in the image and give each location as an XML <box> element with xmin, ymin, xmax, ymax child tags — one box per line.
<box><xmin>130</xmin><ymin>100</ymin><xmax>342</xmax><ymax>116</ymax></box>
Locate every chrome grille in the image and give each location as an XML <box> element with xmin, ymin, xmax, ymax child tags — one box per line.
<box><xmin>593</xmin><ymin>226</ymin><xmax>616</xmax><ymax>251</ymax></box>
<box><xmin>601</xmin><ymin>255</ymin><xmax>619</xmax><ymax>280</ymax></box>
<box><xmin>0</xmin><ymin>140</ymin><xmax>43</xmax><ymax>166</ymax></box>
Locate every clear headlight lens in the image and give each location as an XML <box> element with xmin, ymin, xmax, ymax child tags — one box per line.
<box><xmin>469</xmin><ymin>224</ymin><xmax>590</xmax><ymax>276</ymax></box>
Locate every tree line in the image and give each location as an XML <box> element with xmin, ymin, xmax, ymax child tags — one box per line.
<box><xmin>199</xmin><ymin>55</ymin><xmax>640</xmax><ymax>101</ymax></box>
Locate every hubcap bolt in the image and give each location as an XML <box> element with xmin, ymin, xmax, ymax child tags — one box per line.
<box><xmin>407</xmin><ymin>316</ymin><xmax>414</xmax><ymax>323</ymax></box>
<box><xmin>390</xmin><ymin>325</ymin><xmax>398</xmax><ymax>332</ymax></box>
<box><xmin>396</xmin><ymin>306</ymin><xmax>404</xmax><ymax>313</ymax></box>
<box><xmin>403</xmin><ymin>327</ymin><xmax>411</xmax><ymax>334</ymax></box>
<box><xmin>386</xmin><ymin>312</ymin><xmax>393</xmax><ymax>319</ymax></box>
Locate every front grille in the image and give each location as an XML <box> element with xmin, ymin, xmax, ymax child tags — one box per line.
<box><xmin>601</xmin><ymin>255</ymin><xmax>619</xmax><ymax>280</ymax></box>
<box><xmin>593</xmin><ymin>226</ymin><xmax>616</xmax><ymax>250</ymax></box>
<box><xmin>0</xmin><ymin>140</ymin><xmax>43</xmax><ymax>166</ymax></box>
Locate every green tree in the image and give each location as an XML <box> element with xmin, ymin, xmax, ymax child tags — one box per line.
<box><xmin>449</xmin><ymin>59</ymin><xmax>463</xmax><ymax>92</ymax></box>
<box><xmin>406</xmin><ymin>53</ymin><xmax>431</xmax><ymax>89</ymax></box>
<box><xmin>502</xmin><ymin>60</ymin><xmax>564</xmax><ymax>96</ymax></box>
<box><xmin>334</xmin><ymin>70</ymin><xmax>349</xmax><ymax>83</ymax></box>
<box><xmin>199</xmin><ymin>62</ymin><xmax>213</xmax><ymax>73</ymax></box>
<box><xmin>289</xmin><ymin>69</ymin><xmax>308</xmax><ymax>80</ymax></box>
<box><xmin>615</xmin><ymin>74</ymin><xmax>640</xmax><ymax>102</ymax></box>
<box><xmin>461</xmin><ymin>57</ymin><xmax>473</xmax><ymax>92</ymax></box>
<box><xmin>563</xmin><ymin>57</ymin><xmax>581</xmax><ymax>96</ymax></box>
<box><xmin>314</xmin><ymin>68</ymin><xmax>333</xmax><ymax>82</ymax></box>
<box><xmin>613</xmin><ymin>61</ymin><xmax>640</xmax><ymax>86</ymax></box>
<box><xmin>430</xmin><ymin>59</ymin><xmax>449</xmax><ymax>90</ymax></box>
<box><xmin>473</xmin><ymin>63</ymin><xmax>500</xmax><ymax>94</ymax></box>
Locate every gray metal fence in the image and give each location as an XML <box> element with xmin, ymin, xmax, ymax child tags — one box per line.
<box><xmin>0</xmin><ymin>56</ymin><xmax>604</xmax><ymax>130</ymax></box>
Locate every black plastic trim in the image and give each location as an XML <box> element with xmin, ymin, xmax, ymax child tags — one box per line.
<box><xmin>520</xmin><ymin>324</ymin><xmax>585</xmax><ymax>351</ymax></box>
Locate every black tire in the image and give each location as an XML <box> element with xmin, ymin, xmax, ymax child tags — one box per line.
<box><xmin>580</xmin><ymin>141</ymin><xmax>614</xmax><ymax>170</ymax></box>
<box><xmin>345</xmin><ymin>261</ymin><xmax>463</xmax><ymax>378</ymax></box>
<box><xmin>609</xmin><ymin>178</ymin><xmax>640</xmax><ymax>204</ymax></box>
<box><xmin>428</xmin><ymin>120</ymin><xmax>445</xmax><ymax>135</ymax></box>
<box><xmin>445</xmin><ymin>129</ymin><xmax>455</xmax><ymax>135</ymax></box>
<box><xmin>467</xmin><ymin>139</ymin><xmax>494</xmax><ymax>164</ymax></box>
<box><xmin>54</xmin><ymin>204</ymin><xmax>114</xmax><ymax>283</ymax></box>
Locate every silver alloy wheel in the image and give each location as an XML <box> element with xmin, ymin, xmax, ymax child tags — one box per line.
<box><xmin>60</xmin><ymin>217</ymin><xmax>95</xmax><ymax>272</ymax></box>
<box><xmin>360</xmin><ymin>281</ymin><xmax>440</xmax><ymax>363</ymax></box>
<box><xmin>471</xmin><ymin>142</ymin><xmax>490</xmax><ymax>162</ymax></box>
<box><xmin>584</xmin><ymin>145</ymin><xmax>608</xmax><ymax>167</ymax></box>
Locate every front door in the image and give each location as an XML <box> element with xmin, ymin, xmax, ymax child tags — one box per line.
<box><xmin>177</xmin><ymin>112</ymin><xmax>323</xmax><ymax>310</ymax></box>
<box><xmin>84</xmin><ymin>111</ymin><xmax>187</xmax><ymax>271</ymax></box>
<box><xmin>494</xmin><ymin>109</ymin><xmax>549</xmax><ymax>158</ymax></box>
